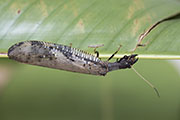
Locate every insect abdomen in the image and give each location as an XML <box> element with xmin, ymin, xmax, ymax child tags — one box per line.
<box><xmin>8</xmin><ymin>41</ymin><xmax>108</xmax><ymax>76</ymax></box>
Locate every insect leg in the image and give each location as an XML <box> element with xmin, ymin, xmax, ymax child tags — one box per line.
<box><xmin>94</xmin><ymin>48</ymin><xmax>99</xmax><ymax>58</ymax></box>
<box><xmin>132</xmin><ymin>41</ymin><xmax>149</xmax><ymax>52</ymax></box>
<box><xmin>116</xmin><ymin>58</ymin><xmax>119</xmax><ymax>62</ymax></box>
<box><xmin>107</xmin><ymin>45</ymin><xmax>122</xmax><ymax>61</ymax></box>
<box><xmin>69</xmin><ymin>43</ymin><xmax>72</xmax><ymax>47</ymax></box>
<box><xmin>137</xmin><ymin>44</ymin><xmax>146</xmax><ymax>47</ymax></box>
<box><xmin>88</xmin><ymin>44</ymin><xmax>104</xmax><ymax>58</ymax></box>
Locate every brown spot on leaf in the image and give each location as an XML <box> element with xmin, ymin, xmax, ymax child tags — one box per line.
<box><xmin>64</xmin><ymin>4</ymin><xmax>67</xmax><ymax>9</ymax></box>
<box><xmin>131</xmin><ymin>14</ymin><xmax>152</xmax><ymax>36</ymax></box>
<box><xmin>17</xmin><ymin>9</ymin><xmax>21</xmax><ymax>14</ymax></box>
<box><xmin>39</xmin><ymin>0</ymin><xmax>48</xmax><ymax>17</ymax></box>
<box><xmin>75</xmin><ymin>19</ymin><xmax>85</xmax><ymax>33</ymax></box>
<box><xmin>10</xmin><ymin>3</ymin><xmax>23</xmax><ymax>15</ymax></box>
<box><xmin>127</xmin><ymin>0</ymin><xmax>145</xmax><ymax>19</ymax></box>
<box><xmin>73</xmin><ymin>9</ymin><xmax>78</xmax><ymax>17</ymax></box>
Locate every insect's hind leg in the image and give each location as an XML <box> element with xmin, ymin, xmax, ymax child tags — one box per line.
<box><xmin>107</xmin><ymin>45</ymin><xmax>122</xmax><ymax>61</ymax></box>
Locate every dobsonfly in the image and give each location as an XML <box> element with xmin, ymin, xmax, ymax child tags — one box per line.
<box><xmin>8</xmin><ymin>41</ymin><xmax>159</xmax><ymax>97</ymax></box>
<box><xmin>8</xmin><ymin>41</ymin><xmax>138</xmax><ymax>76</ymax></box>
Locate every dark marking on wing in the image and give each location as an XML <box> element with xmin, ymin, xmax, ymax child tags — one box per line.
<box><xmin>8</xmin><ymin>42</ymin><xmax>24</xmax><ymax>56</ymax></box>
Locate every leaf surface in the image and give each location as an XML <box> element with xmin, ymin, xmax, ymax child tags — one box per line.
<box><xmin>0</xmin><ymin>0</ymin><xmax>180</xmax><ymax>59</ymax></box>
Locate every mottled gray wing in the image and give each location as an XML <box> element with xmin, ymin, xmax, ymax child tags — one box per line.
<box><xmin>8</xmin><ymin>41</ymin><xmax>108</xmax><ymax>76</ymax></box>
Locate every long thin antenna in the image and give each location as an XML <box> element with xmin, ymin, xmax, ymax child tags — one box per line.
<box><xmin>131</xmin><ymin>66</ymin><xmax>160</xmax><ymax>97</ymax></box>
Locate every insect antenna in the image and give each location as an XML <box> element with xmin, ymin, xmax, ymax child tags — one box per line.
<box><xmin>131</xmin><ymin>66</ymin><xmax>160</xmax><ymax>97</ymax></box>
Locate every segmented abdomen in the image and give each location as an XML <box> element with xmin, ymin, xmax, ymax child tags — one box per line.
<box><xmin>8</xmin><ymin>41</ymin><xmax>108</xmax><ymax>75</ymax></box>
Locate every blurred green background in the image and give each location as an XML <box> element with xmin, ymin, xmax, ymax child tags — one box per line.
<box><xmin>0</xmin><ymin>0</ymin><xmax>180</xmax><ymax>120</ymax></box>
<box><xmin>0</xmin><ymin>59</ymin><xmax>180</xmax><ymax>120</ymax></box>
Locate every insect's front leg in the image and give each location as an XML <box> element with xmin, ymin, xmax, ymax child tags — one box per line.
<box><xmin>107</xmin><ymin>45</ymin><xmax>122</xmax><ymax>61</ymax></box>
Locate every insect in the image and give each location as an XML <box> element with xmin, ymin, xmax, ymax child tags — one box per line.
<box><xmin>8</xmin><ymin>41</ymin><xmax>159</xmax><ymax>97</ymax></box>
<box><xmin>8</xmin><ymin>41</ymin><xmax>138</xmax><ymax>75</ymax></box>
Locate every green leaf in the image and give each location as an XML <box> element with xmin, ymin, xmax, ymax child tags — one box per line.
<box><xmin>0</xmin><ymin>0</ymin><xmax>180</xmax><ymax>59</ymax></box>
